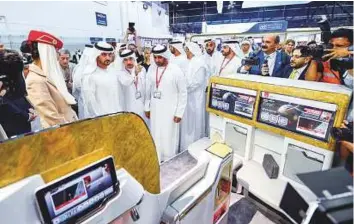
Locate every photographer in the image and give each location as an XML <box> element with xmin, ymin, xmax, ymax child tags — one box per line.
<box><xmin>124</xmin><ymin>23</ymin><xmax>144</xmax><ymax>64</ymax></box>
<box><xmin>319</xmin><ymin>28</ymin><xmax>353</xmax><ymax>85</ymax></box>
<box><xmin>238</xmin><ymin>34</ymin><xmax>290</xmax><ymax>77</ymax></box>
<box><xmin>0</xmin><ymin>49</ymin><xmax>36</xmax><ymax>137</ymax></box>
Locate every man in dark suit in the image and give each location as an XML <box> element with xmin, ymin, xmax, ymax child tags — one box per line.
<box><xmin>282</xmin><ymin>46</ymin><xmax>313</xmax><ymax>80</ymax></box>
<box><xmin>0</xmin><ymin>49</ymin><xmax>36</xmax><ymax>138</ymax></box>
<box><xmin>239</xmin><ymin>34</ymin><xmax>290</xmax><ymax>77</ymax></box>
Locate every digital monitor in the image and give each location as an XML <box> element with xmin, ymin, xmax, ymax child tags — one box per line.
<box><xmin>35</xmin><ymin>156</ymin><xmax>119</xmax><ymax>224</ymax></box>
<box><xmin>257</xmin><ymin>92</ymin><xmax>336</xmax><ymax>142</ymax></box>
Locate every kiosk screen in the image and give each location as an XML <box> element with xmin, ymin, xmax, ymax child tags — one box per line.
<box><xmin>257</xmin><ymin>92</ymin><xmax>336</xmax><ymax>141</ymax></box>
<box><xmin>209</xmin><ymin>84</ymin><xmax>257</xmax><ymax>119</ymax></box>
<box><xmin>35</xmin><ymin>157</ymin><xmax>119</xmax><ymax>224</ymax></box>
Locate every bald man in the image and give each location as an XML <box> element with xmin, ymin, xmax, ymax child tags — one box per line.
<box><xmin>239</xmin><ymin>34</ymin><xmax>290</xmax><ymax>77</ymax></box>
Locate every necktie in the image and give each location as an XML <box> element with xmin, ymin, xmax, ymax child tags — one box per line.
<box><xmin>289</xmin><ymin>69</ymin><xmax>298</xmax><ymax>79</ymax></box>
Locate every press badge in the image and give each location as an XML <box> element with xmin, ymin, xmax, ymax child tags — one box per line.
<box><xmin>135</xmin><ymin>91</ymin><xmax>142</xmax><ymax>99</ymax></box>
<box><xmin>153</xmin><ymin>90</ymin><xmax>161</xmax><ymax>99</ymax></box>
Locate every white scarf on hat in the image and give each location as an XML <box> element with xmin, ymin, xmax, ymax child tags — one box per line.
<box><xmin>222</xmin><ymin>42</ymin><xmax>243</xmax><ymax>59</ymax></box>
<box><xmin>72</xmin><ymin>46</ymin><xmax>94</xmax><ymax>95</ymax></box>
<box><xmin>170</xmin><ymin>42</ymin><xmax>186</xmax><ymax>56</ymax></box>
<box><xmin>38</xmin><ymin>43</ymin><xmax>76</xmax><ymax>105</ymax></box>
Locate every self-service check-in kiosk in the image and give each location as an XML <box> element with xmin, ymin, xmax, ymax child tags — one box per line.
<box><xmin>0</xmin><ymin>113</ymin><xmax>233</xmax><ymax>224</ymax></box>
<box><xmin>206</xmin><ymin>74</ymin><xmax>352</xmax><ymax>222</ymax></box>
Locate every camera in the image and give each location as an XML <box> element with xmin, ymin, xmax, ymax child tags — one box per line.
<box><xmin>309</xmin><ymin>16</ymin><xmax>353</xmax><ymax>71</ymax></box>
<box><xmin>241</xmin><ymin>55</ymin><xmax>260</xmax><ymax>66</ymax></box>
<box><xmin>0</xmin><ymin>49</ymin><xmax>24</xmax><ymax>98</ymax></box>
<box><xmin>332</xmin><ymin>122</ymin><xmax>353</xmax><ymax>143</ymax></box>
<box><xmin>128</xmin><ymin>22</ymin><xmax>135</xmax><ymax>33</ymax></box>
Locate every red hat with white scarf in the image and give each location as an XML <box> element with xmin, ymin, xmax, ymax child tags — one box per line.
<box><xmin>27</xmin><ymin>30</ymin><xmax>63</xmax><ymax>50</ymax></box>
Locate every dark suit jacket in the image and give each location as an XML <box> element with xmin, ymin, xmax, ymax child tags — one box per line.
<box><xmin>0</xmin><ymin>96</ymin><xmax>32</xmax><ymax>137</ymax></box>
<box><xmin>282</xmin><ymin>64</ymin><xmax>310</xmax><ymax>80</ymax></box>
<box><xmin>248</xmin><ymin>51</ymin><xmax>290</xmax><ymax>77</ymax></box>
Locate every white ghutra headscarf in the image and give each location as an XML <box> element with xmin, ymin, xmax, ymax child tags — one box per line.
<box><xmin>37</xmin><ymin>43</ymin><xmax>76</xmax><ymax>105</ymax></box>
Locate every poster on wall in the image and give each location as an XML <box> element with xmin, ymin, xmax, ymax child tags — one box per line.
<box><xmin>257</xmin><ymin>92</ymin><xmax>337</xmax><ymax>141</ymax></box>
<box><xmin>209</xmin><ymin>84</ymin><xmax>257</xmax><ymax>119</ymax></box>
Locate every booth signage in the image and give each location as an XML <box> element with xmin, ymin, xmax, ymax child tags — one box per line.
<box><xmin>105</xmin><ymin>38</ymin><xmax>116</xmax><ymax>42</ymax></box>
<box><xmin>209</xmin><ymin>85</ymin><xmax>256</xmax><ymax>119</ymax></box>
<box><xmin>258</xmin><ymin>92</ymin><xmax>336</xmax><ymax>141</ymax></box>
<box><xmin>247</xmin><ymin>20</ymin><xmax>288</xmax><ymax>33</ymax></box>
<box><xmin>89</xmin><ymin>37</ymin><xmax>103</xmax><ymax>44</ymax></box>
<box><xmin>95</xmin><ymin>12</ymin><xmax>107</xmax><ymax>26</ymax></box>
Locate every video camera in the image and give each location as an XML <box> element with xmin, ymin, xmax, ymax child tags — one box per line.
<box><xmin>308</xmin><ymin>16</ymin><xmax>353</xmax><ymax>71</ymax></box>
<box><xmin>0</xmin><ymin>49</ymin><xmax>25</xmax><ymax>98</ymax></box>
<box><xmin>128</xmin><ymin>22</ymin><xmax>135</xmax><ymax>33</ymax></box>
<box><xmin>241</xmin><ymin>55</ymin><xmax>260</xmax><ymax>66</ymax></box>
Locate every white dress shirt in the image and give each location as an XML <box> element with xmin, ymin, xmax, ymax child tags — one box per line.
<box><xmin>264</xmin><ymin>51</ymin><xmax>277</xmax><ymax>76</ymax></box>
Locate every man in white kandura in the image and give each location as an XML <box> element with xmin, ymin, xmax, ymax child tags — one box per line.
<box><xmin>169</xmin><ymin>40</ymin><xmax>189</xmax><ymax>75</ymax></box>
<box><xmin>180</xmin><ymin>42</ymin><xmax>208</xmax><ymax>151</ymax></box>
<box><xmin>145</xmin><ymin>44</ymin><xmax>188</xmax><ymax>162</ymax></box>
<box><xmin>81</xmin><ymin>41</ymin><xmax>124</xmax><ymax>118</ymax></box>
<box><xmin>216</xmin><ymin>40</ymin><xmax>242</xmax><ymax>77</ymax></box>
<box><xmin>203</xmin><ymin>39</ymin><xmax>223</xmax><ymax>79</ymax></box>
<box><xmin>72</xmin><ymin>44</ymin><xmax>94</xmax><ymax>119</ymax></box>
<box><xmin>117</xmin><ymin>49</ymin><xmax>148</xmax><ymax>124</ymax></box>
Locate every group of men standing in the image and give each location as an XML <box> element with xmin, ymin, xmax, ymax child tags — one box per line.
<box><xmin>73</xmin><ymin>37</ymin><xmax>254</xmax><ymax>162</ymax></box>
<box><xmin>18</xmin><ymin>30</ymin><xmax>256</xmax><ymax>163</ymax></box>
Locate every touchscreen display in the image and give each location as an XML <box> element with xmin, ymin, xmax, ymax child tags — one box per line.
<box><xmin>36</xmin><ymin>157</ymin><xmax>118</xmax><ymax>224</ymax></box>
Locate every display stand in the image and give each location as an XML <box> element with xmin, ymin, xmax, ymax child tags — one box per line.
<box><xmin>206</xmin><ymin>74</ymin><xmax>352</xmax><ymax>219</ymax></box>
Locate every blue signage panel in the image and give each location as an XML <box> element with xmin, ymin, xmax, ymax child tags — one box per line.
<box><xmin>96</xmin><ymin>12</ymin><xmax>107</xmax><ymax>26</ymax></box>
<box><xmin>105</xmin><ymin>38</ymin><xmax>116</xmax><ymax>42</ymax></box>
<box><xmin>247</xmin><ymin>21</ymin><xmax>288</xmax><ymax>33</ymax></box>
<box><xmin>89</xmin><ymin>37</ymin><xmax>103</xmax><ymax>44</ymax></box>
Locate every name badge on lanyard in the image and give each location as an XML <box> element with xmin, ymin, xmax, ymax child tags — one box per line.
<box><xmin>218</xmin><ymin>55</ymin><xmax>235</xmax><ymax>76</ymax></box>
<box><xmin>135</xmin><ymin>91</ymin><xmax>142</xmax><ymax>99</ymax></box>
<box><xmin>154</xmin><ymin>65</ymin><xmax>168</xmax><ymax>99</ymax></box>
<box><xmin>133</xmin><ymin>75</ymin><xmax>142</xmax><ymax>99</ymax></box>
<box><xmin>153</xmin><ymin>91</ymin><xmax>161</xmax><ymax>99</ymax></box>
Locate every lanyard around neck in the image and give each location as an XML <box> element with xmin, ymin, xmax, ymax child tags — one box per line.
<box><xmin>218</xmin><ymin>55</ymin><xmax>235</xmax><ymax>76</ymax></box>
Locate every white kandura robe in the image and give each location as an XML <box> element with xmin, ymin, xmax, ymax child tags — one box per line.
<box><xmin>81</xmin><ymin>67</ymin><xmax>124</xmax><ymax>118</ymax></box>
<box><xmin>170</xmin><ymin>54</ymin><xmax>189</xmax><ymax>76</ymax></box>
<box><xmin>215</xmin><ymin>56</ymin><xmax>242</xmax><ymax>78</ymax></box>
<box><xmin>180</xmin><ymin>56</ymin><xmax>208</xmax><ymax>151</ymax></box>
<box><xmin>203</xmin><ymin>51</ymin><xmax>223</xmax><ymax>81</ymax></box>
<box><xmin>118</xmin><ymin>68</ymin><xmax>149</xmax><ymax>125</ymax></box>
<box><xmin>145</xmin><ymin>63</ymin><xmax>188</xmax><ymax>162</ymax></box>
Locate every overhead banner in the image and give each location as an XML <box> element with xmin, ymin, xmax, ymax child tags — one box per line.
<box><xmin>257</xmin><ymin>92</ymin><xmax>337</xmax><ymax>141</ymax></box>
<box><xmin>246</xmin><ymin>20</ymin><xmax>288</xmax><ymax>33</ymax></box>
<box><xmin>209</xmin><ymin>84</ymin><xmax>257</xmax><ymax>119</ymax></box>
<box><xmin>206</xmin><ymin>20</ymin><xmax>288</xmax><ymax>34</ymax></box>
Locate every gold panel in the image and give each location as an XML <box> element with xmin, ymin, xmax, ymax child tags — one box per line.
<box><xmin>206</xmin><ymin>77</ymin><xmax>351</xmax><ymax>151</ymax></box>
<box><xmin>0</xmin><ymin>113</ymin><xmax>160</xmax><ymax>194</ymax></box>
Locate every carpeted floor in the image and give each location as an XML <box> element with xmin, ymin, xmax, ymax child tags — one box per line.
<box><xmin>228</xmin><ymin>193</ymin><xmax>275</xmax><ymax>224</ymax></box>
<box><xmin>160</xmin><ymin>151</ymin><xmax>198</xmax><ymax>190</ymax></box>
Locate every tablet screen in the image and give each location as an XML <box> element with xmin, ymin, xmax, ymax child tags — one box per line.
<box><xmin>35</xmin><ymin>157</ymin><xmax>119</xmax><ymax>224</ymax></box>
